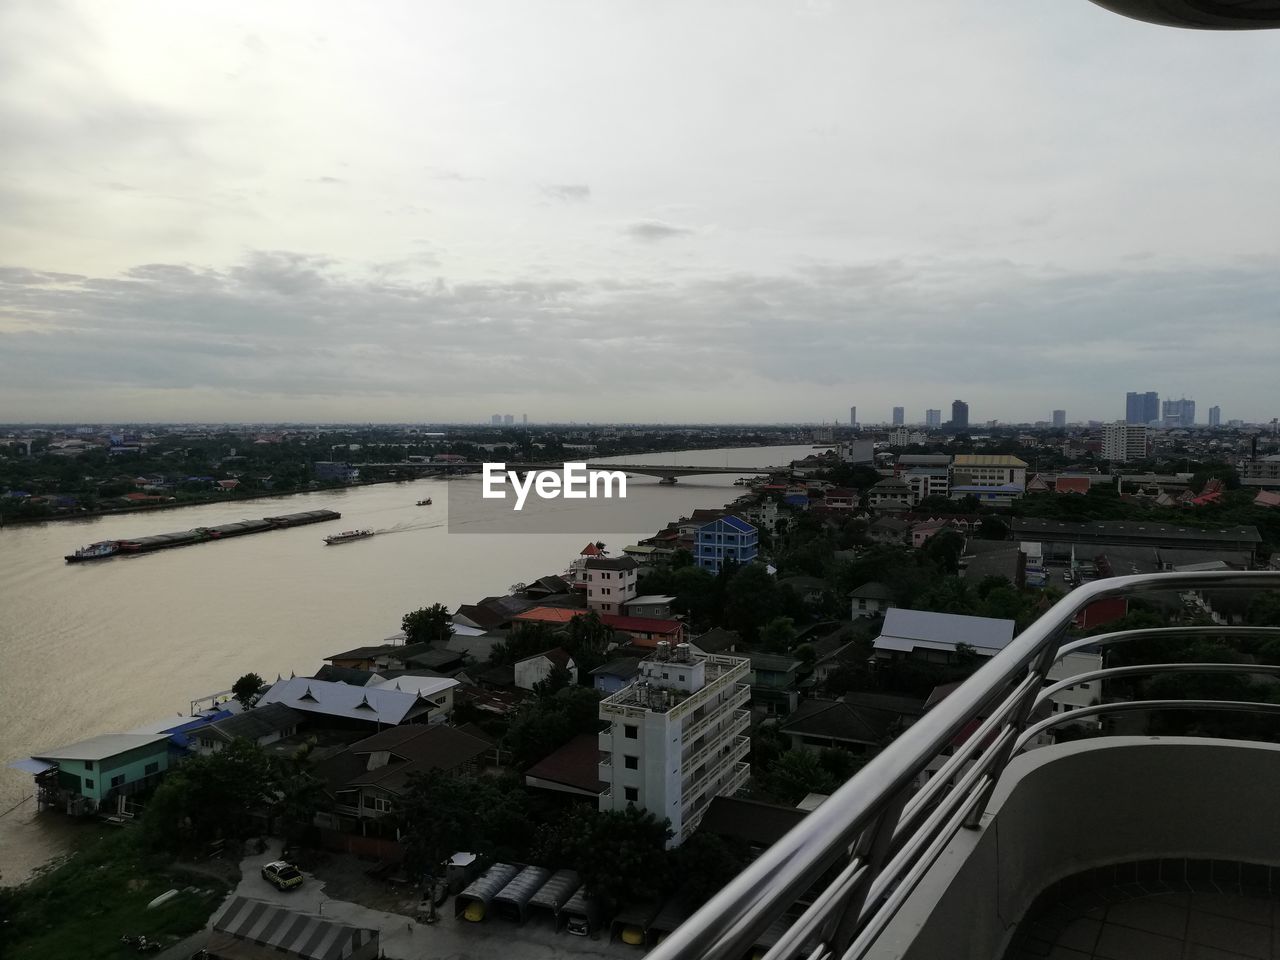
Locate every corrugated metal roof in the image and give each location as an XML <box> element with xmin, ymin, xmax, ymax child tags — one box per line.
<box><xmin>257</xmin><ymin>677</ymin><xmax>439</xmax><ymax>725</ymax></box>
<box><xmin>529</xmin><ymin>869</ymin><xmax>581</xmax><ymax>913</ymax></box>
<box><xmin>877</xmin><ymin>608</ymin><xmax>1015</xmax><ymax>654</ymax></box>
<box><xmin>31</xmin><ymin>733</ymin><xmax>169</xmax><ymax>763</ymax></box>
<box><xmin>213</xmin><ymin>897</ymin><xmax>377</xmax><ymax>960</ymax></box>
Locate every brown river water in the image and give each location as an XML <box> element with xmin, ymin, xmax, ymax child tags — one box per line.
<box><xmin>0</xmin><ymin>444</ymin><xmax>817</xmax><ymax>884</ymax></box>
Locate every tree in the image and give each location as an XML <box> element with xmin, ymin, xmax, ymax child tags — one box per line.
<box><xmin>142</xmin><ymin>739</ymin><xmax>276</xmax><ymax>850</ymax></box>
<box><xmin>400</xmin><ymin>773</ymin><xmax>531</xmax><ymax>876</ymax></box>
<box><xmin>670</xmin><ymin>832</ymin><xmax>750</xmax><ymax>911</ymax></box>
<box><xmin>670</xmin><ymin>548</ymin><xmax>694</xmax><ymax>569</ymax></box>
<box><xmin>722</xmin><ymin>564</ymin><xmax>783</xmax><ymax>642</ymax></box>
<box><xmin>532</xmin><ymin>805</ymin><xmax>671</xmax><ymax>905</ymax></box>
<box><xmin>1248</xmin><ymin>591</ymin><xmax>1280</xmax><ymax>628</ymax></box>
<box><xmin>759</xmin><ymin>749</ymin><xmax>838</xmax><ymax>804</ymax></box>
<box><xmin>503</xmin><ymin>685</ymin><xmax>603</xmax><ymax>768</ymax></box>
<box><xmin>232</xmin><ymin>672</ymin><xmax>265</xmax><ymax>708</ymax></box>
<box><xmin>760</xmin><ymin>616</ymin><xmax>798</xmax><ymax>653</ymax></box>
<box><xmin>402</xmin><ymin>603</ymin><xmax>453</xmax><ymax>644</ymax></box>
<box><xmin>922</xmin><ymin>529</ymin><xmax>966</xmax><ymax>575</ymax></box>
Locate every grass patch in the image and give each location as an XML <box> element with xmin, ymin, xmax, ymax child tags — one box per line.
<box><xmin>0</xmin><ymin>828</ymin><xmax>230</xmax><ymax>959</ymax></box>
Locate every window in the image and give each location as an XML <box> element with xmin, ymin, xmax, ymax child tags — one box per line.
<box><xmin>84</xmin><ymin>778</ymin><xmax>95</xmax><ymax>789</ymax></box>
<box><xmin>678</xmin><ymin>673</ymin><xmax>686</xmax><ymax>681</ymax></box>
<box><xmin>364</xmin><ymin>794</ymin><xmax>393</xmax><ymax>813</ymax></box>
<box><xmin>84</xmin><ymin>760</ymin><xmax>94</xmax><ymax>770</ymax></box>
<box><xmin>111</xmin><ymin>774</ymin><xmax>125</xmax><ymax>788</ymax></box>
<box><xmin>144</xmin><ymin>762</ymin><xmax>159</xmax><ymax>775</ymax></box>
<box><xmin>662</xmin><ymin>671</ymin><xmax>669</xmax><ymax>679</ymax></box>
<box><xmin>624</xmin><ymin>755</ymin><xmax>638</xmax><ymax>769</ymax></box>
<box><xmin>624</xmin><ymin>786</ymin><xmax>638</xmax><ymax>802</ymax></box>
<box><xmin>624</xmin><ymin>723</ymin><xmax>638</xmax><ymax>739</ymax></box>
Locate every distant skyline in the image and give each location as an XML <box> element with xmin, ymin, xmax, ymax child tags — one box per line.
<box><xmin>2</xmin><ymin>1</ymin><xmax>1279</xmax><ymax>423</ymax></box>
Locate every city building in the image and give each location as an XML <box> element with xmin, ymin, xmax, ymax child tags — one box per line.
<box><xmin>1162</xmin><ymin>397</ymin><xmax>1196</xmax><ymax>428</ymax></box>
<box><xmin>1102</xmin><ymin>421</ymin><xmax>1149</xmax><ymax>463</ymax></box>
<box><xmin>904</xmin><ymin>466</ymin><xmax>949</xmax><ymax>504</ymax></box>
<box><xmin>491</xmin><ymin>414</ymin><xmax>502</xmax><ymax>426</ymax></box>
<box><xmin>849</xmin><ymin>405</ymin><xmax>857</xmax><ymax>427</ymax></box>
<box><xmin>838</xmin><ymin>439</ymin><xmax>875</xmax><ymax>464</ymax></box>
<box><xmin>503</xmin><ymin>414</ymin><xmax>514</xmax><ymax>426</ymax></box>
<box><xmin>1052</xmin><ymin>410</ymin><xmax>1066</xmax><ymax>428</ymax></box>
<box><xmin>582</xmin><ymin>555</ymin><xmax>640</xmax><ymax>614</ymax></box>
<box><xmin>925</xmin><ymin>409</ymin><xmax>942</xmax><ymax>428</ymax></box>
<box><xmin>1241</xmin><ymin>455</ymin><xmax>1280</xmax><ymax>488</ymax></box>
<box><xmin>598</xmin><ymin>643</ymin><xmax>751</xmax><ymax>844</ymax></box>
<box><xmin>850</xmin><ymin>581</ymin><xmax>895</xmax><ymax>620</ymax></box>
<box><xmin>950</xmin><ymin>400</ymin><xmax>969</xmax><ymax>429</ymax></box>
<box><xmin>892</xmin><ymin>407</ymin><xmax>905</xmax><ymax>426</ymax></box>
<box><xmin>950</xmin><ymin>455</ymin><xmax>1027</xmax><ymax>488</ymax></box>
<box><xmin>694</xmin><ymin>516</ymin><xmax>759</xmax><ymax>573</ymax></box>
<box><xmin>1125</xmin><ymin>390</ymin><xmax>1159</xmax><ymax>425</ymax></box>
<box><xmin>1209</xmin><ymin>405</ymin><xmax>1222</xmax><ymax>427</ymax></box>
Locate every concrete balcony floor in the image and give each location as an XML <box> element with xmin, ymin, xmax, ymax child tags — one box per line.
<box><xmin>1009</xmin><ymin>886</ymin><xmax>1280</xmax><ymax>960</ymax></box>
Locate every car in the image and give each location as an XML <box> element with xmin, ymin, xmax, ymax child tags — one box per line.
<box><xmin>261</xmin><ymin>860</ymin><xmax>304</xmax><ymax>891</ymax></box>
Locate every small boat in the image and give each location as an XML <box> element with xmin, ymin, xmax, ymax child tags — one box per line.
<box><xmin>324</xmin><ymin>529</ymin><xmax>373</xmax><ymax>545</ymax></box>
<box><xmin>416</xmin><ymin>498</ymin><xmax>432</xmax><ymax>506</ymax></box>
<box><xmin>65</xmin><ymin>540</ymin><xmax>121</xmax><ymax>563</ymax></box>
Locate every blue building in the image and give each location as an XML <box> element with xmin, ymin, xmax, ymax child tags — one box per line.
<box><xmin>694</xmin><ymin>515</ymin><xmax>759</xmax><ymax>573</ymax></box>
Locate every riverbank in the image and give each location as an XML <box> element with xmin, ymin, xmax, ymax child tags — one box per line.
<box><xmin>0</xmin><ymin>477</ymin><xmax>416</xmax><ymax>527</ymax></box>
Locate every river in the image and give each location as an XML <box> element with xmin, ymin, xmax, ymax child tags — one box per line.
<box><xmin>0</xmin><ymin>443</ymin><xmax>820</xmax><ymax>883</ymax></box>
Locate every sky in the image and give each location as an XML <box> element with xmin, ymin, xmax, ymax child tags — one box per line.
<box><xmin>1</xmin><ymin>0</ymin><xmax>1278</xmax><ymax>425</ymax></box>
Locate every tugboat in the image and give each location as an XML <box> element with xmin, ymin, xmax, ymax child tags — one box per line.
<box><xmin>323</xmin><ymin>529</ymin><xmax>374</xmax><ymax>545</ymax></box>
<box><xmin>65</xmin><ymin>540</ymin><xmax>121</xmax><ymax>563</ymax></box>
<box><xmin>416</xmin><ymin>498</ymin><xmax>432</xmax><ymax>506</ymax></box>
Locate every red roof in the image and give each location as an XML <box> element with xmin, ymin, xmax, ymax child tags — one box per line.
<box><xmin>1255</xmin><ymin>490</ymin><xmax>1280</xmax><ymax>508</ymax></box>
<box><xmin>514</xmin><ymin>606</ymin><xmax>581</xmax><ymax>624</ymax></box>
<box><xmin>580</xmin><ymin>542</ymin><xmax>603</xmax><ymax>556</ymax></box>
<box><xmin>600</xmin><ymin>613</ymin><xmax>683</xmax><ymax>637</ymax></box>
<box><xmin>1054</xmin><ymin>477</ymin><xmax>1090</xmax><ymax>495</ymax></box>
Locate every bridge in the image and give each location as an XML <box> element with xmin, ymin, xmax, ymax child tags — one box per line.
<box><xmin>350</xmin><ymin>461</ymin><xmax>790</xmax><ymax>481</ymax></box>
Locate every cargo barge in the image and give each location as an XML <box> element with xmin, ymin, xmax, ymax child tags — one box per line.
<box><xmin>64</xmin><ymin>509</ymin><xmax>341</xmax><ymax>563</ymax></box>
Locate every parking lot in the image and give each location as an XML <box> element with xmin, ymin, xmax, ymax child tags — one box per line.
<box><xmin>190</xmin><ymin>842</ymin><xmax>632</xmax><ymax>960</ymax></box>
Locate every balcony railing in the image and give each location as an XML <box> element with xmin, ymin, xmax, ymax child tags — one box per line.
<box><xmin>646</xmin><ymin>570</ymin><xmax>1280</xmax><ymax>960</ymax></box>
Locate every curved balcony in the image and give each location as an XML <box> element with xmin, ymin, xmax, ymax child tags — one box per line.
<box><xmin>645</xmin><ymin>570</ymin><xmax>1280</xmax><ymax>960</ymax></box>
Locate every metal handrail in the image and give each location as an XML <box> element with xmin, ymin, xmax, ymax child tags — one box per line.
<box><xmin>645</xmin><ymin>570</ymin><xmax>1280</xmax><ymax>960</ymax></box>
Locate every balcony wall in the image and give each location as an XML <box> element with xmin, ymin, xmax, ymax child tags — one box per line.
<box><xmin>867</xmin><ymin>736</ymin><xmax>1280</xmax><ymax>960</ymax></box>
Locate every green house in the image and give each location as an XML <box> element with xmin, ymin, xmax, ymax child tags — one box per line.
<box><xmin>24</xmin><ymin>733</ymin><xmax>170</xmax><ymax>815</ymax></box>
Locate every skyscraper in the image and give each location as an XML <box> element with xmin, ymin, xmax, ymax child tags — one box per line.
<box><xmin>925</xmin><ymin>409</ymin><xmax>942</xmax><ymax>428</ymax></box>
<box><xmin>1209</xmin><ymin>406</ymin><xmax>1221</xmax><ymax>428</ymax></box>
<box><xmin>950</xmin><ymin>400</ymin><xmax>969</xmax><ymax>429</ymax></box>
<box><xmin>849</xmin><ymin>406</ymin><xmax>857</xmax><ymax>428</ymax></box>
<box><xmin>1126</xmin><ymin>391</ymin><xmax>1159</xmax><ymax>425</ymax></box>
<box><xmin>1162</xmin><ymin>398</ymin><xmax>1195</xmax><ymax>428</ymax></box>
<box><xmin>1052</xmin><ymin>410</ymin><xmax>1067</xmax><ymax>428</ymax></box>
<box><xmin>490</xmin><ymin>414</ymin><xmax>502</xmax><ymax>426</ymax></box>
<box><xmin>503</xmin><ymin>414</ymin><xmax>514</xmax><ymax>426</ymax></box>
<box><xmin>892</xmin><ymin>406</ymin><xmax>905</xmax><ymax>426</ymax></box>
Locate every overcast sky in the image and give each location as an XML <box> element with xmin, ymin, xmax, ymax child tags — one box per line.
<box><xmin>2</xmin><ymin>1</ymin><xmax>1278</xmax><ymax>425</ymax></box>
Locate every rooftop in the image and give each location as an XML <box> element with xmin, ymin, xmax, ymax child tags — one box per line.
<box><xmin>877</xmin><ymin>608</ymin><xmax>1017</xmax><ymax>655</ymax></box>
<box><xmin>29</xmin><ymin>732</ymin><xmax>169</xmax><ymax>763</ymax></box>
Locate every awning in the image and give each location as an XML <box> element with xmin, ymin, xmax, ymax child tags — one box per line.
<box><xmin>8</xmin><ymin>758</ymin><xmax>55</xmax><ymax>774</ymax></box>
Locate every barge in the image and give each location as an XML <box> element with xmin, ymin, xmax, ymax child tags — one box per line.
<box><xmin>64</xmin><ymin>509</ymin><xmax>341</xmax><ymax>563</ymax></box>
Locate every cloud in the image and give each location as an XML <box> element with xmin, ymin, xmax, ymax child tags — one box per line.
<box><xmin>622</xmin><ymin>220</ymin><xmax>695</xmax><ymax>242</ymax></box>
<box><xmin>542</xmin><ymin>184</ymin><xmax>590</xmax><ymax>203</ymax></box>
<box><xmin>1</xmin><ymin>250</ymin><xmax>1277</xmax><ymax>422</ymax></box>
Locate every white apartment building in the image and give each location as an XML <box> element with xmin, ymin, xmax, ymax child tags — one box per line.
<box><xmin>598</xmin><ymin>643</ymin><xmax>751</xmax><ymax>845</ymax></box>
<box><xmin>904</xmin><ymin>467</ymin><xmax>949</xmax><ymax>503</ymax></box>
<box><xmin>1102</xmin><ymin>422</ymin><xmax>1149</xmax><ymax>463</ymax></box>
<box><xmin>583</xmin><ymin>556</ymin><xmax>639</xmax><ymax>614</ymax></box>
